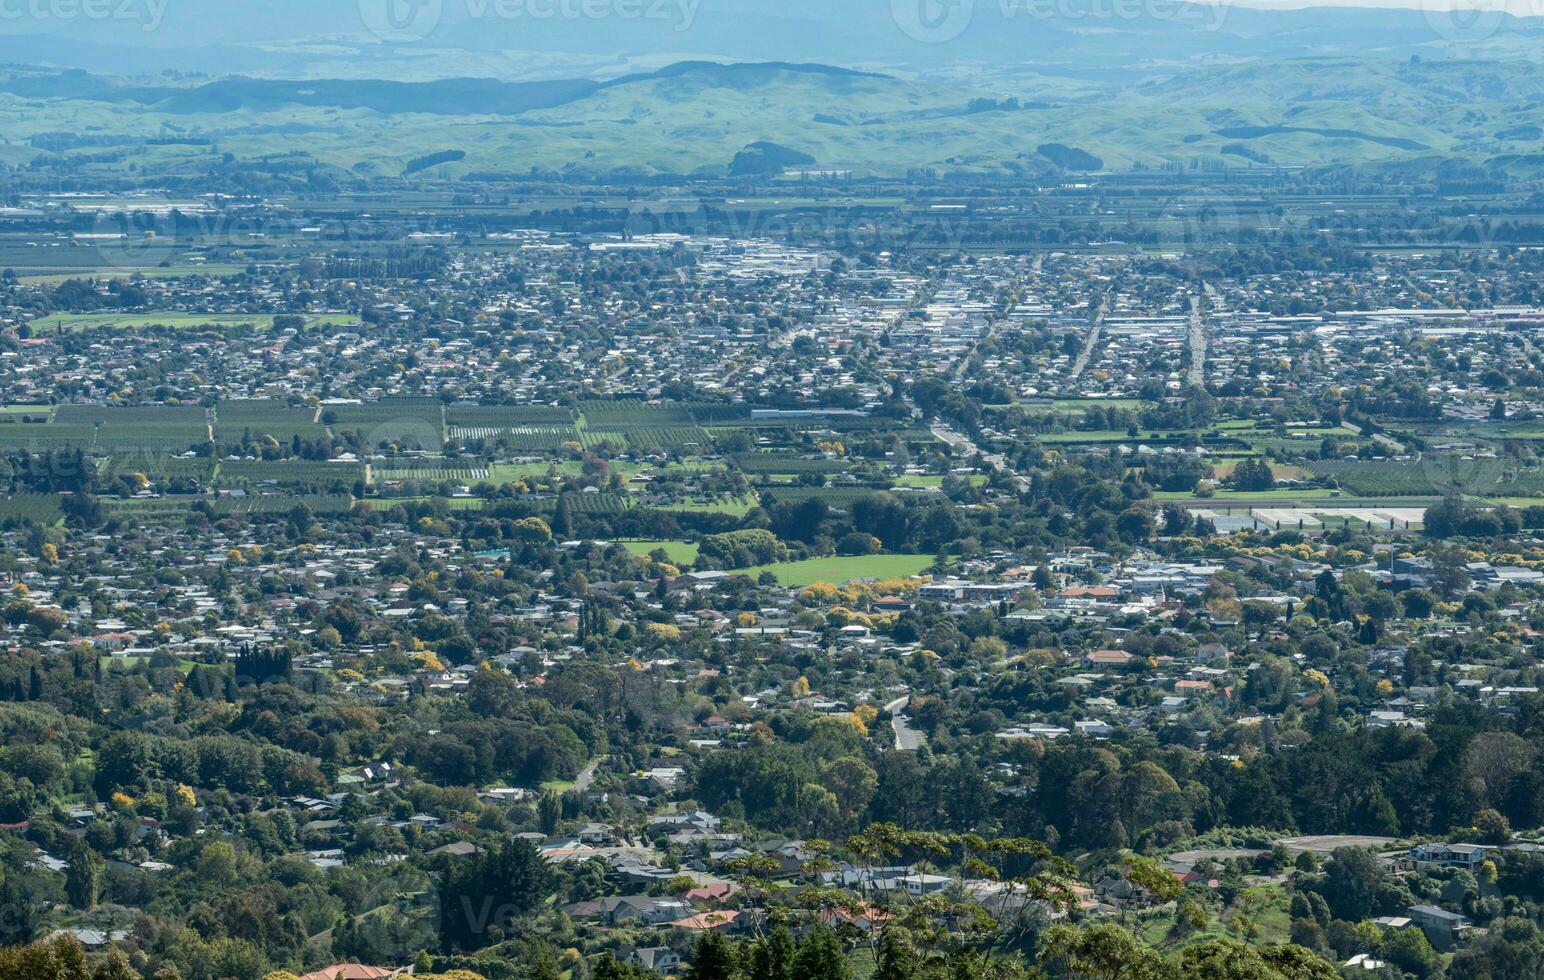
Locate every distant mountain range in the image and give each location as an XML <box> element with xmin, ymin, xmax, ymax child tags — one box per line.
<box><xmin>6</xmin><ymin>2</ymin><xmax>1544</xmax><ymax>180</ymax></box>
<box><xmin>3</xmin><ymin>0</ymin><xmax>1544</xmax><ymax>81</ymax></box>
<box><xmin>0</xmin><ymin>62</ymin><xmax>880</xmax><ymax>116</ymax></box>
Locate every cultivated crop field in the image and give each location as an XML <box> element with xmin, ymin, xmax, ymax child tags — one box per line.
<box><xmin>213</xmin><ymin>494</ymin><xmax>355</xmax><ymax>515</ymax></box>
<box><xmin>579</xmin><ymin>399</ymin><xmax>695</xmax><ymax>428</ymax></box>
<box><xmin>1310</xmin><ymin>458</ymin><xmax>1511</xmax><ymax>497</ymax></box>
<box><xmin>55</xmin><ymin>405</ymin><xmax>207</xmax><ymax>425</ymax></box>
<box><xmin>215</xmin><ymin>400</ymin><xmax>327</xmax><ymax>446</ymax></box>
<box><xmin>0</xmin><ymin>423</ymin><xmax>97</xmax><ymax>451</ymax></box>
<box><xmin>372</xmin><ymin>460</ymin><xmax>491</xmax><ymax>482</ymax></box>
<box><xmin>450</xmin><ymin>425</ymin><xmax>581</xmax><ymax>451</ymax></box>
<box><xmin>218</xmin><ymin>459</ymin><xmax>365</xmax><ymax>491</ymax></box>
<box><xmin>100</xmin><ymin>455</ymin><xmax>214</xmax><ymax>483</ymax></box>
<box><xmin>548</xmin><ymin>493</ymin><xmax>631</xmax><ymax>515</ymax></box>
<box><xmin>447</xmin><ymin>405</ymin><xmax>575</xmax><ymax>427</ymax></box>
<box><xmin>621</xmin><ymin>426</ymin><xmax>712</xmax><ymax>452</ymax></box>
<box><xmin>0</xmin><ymin>494</ymin><xmax>63</xmax><ymax>525</ymax></box>
<box><xmin>733</xmin><ymin>453</ymin><xmax>851</xmax><ymax>475</ymax></box>
<box><xmin>323</xmin><ymin>398</ymin><xmax>445</xmax><ymax>449</ymax></box>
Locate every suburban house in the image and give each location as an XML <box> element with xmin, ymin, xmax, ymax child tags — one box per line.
<box><xmin>1085</xmin><ymin>650</ymin><xmax>1137</xmax><ymax>668</ymax></box>
<box><xmin>1094</xmin><ymin>875</ymin><xmax>1153</xmax><ymax>910</ymax></box>
<box><xmin>901</xmin><ymin>873</ymin><xmax>953</xmax><ymax>896</ymax></box>
<box><xmin>620</xmin><ymin>946</ymin><xmax>683</xmax><ymax>975</ymax></box>
<box><xmin>1408</xmin><ymin>904</ymin><xmax>1471</xmax><ymax>950</ymax></box>
<box><xmin>296</xmin><ymin>966</ymin><xmax>412</xmax><ymax>980</ymax></box>
<box><xmin>1403</xmin><ymin>842</ymin><xmax>1491</xmax><ymax>870</ymax></box>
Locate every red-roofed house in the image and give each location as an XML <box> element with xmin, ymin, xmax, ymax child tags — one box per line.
<box><xmin>669</xmin><ymin>910</ymin><xmax>740</xmax><ymax>931</ymax></box>
<box><xmin>682</xmin><ymin>882</ymin><xmax>738</xmax><ymax>904</ymax></box>
<box><xmin>297</xmin><ymin>965</ymin><xmax>411</xmax><ymax>980</ymax></box>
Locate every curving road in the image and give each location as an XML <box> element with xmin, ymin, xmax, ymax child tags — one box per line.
<box><xmin>574</xmin><ymin>757</ymin><xmax>604</xmax><ymax>793</ymax></box>
<box><xmin>885</xmin><ymin>695</ymin><xmax>922</xmax><ymax>751</ymax></box>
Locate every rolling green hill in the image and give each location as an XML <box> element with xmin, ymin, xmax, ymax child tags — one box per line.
<box><xmin>9</xmin><ymin>56</ymin><xmax>1544</xmax><ymax>178</ymax></box>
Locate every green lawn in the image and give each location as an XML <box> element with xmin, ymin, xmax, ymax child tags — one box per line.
<box><xmin>27</xmin><ymin>312</ymin><xmax>361</xmax><ymax>333</ymax></box>
<box><xmin>890</xmin><ymin>474</ymin><xmax>989</xmax><ymax>488</ymax></box>
<box><xmin>742</xmin><ymin>554</ymin><xmax>936</xmax><ymax>586</ymax></box>
<box><xmin>653</xmin><ymin>495</ymin><xmax>757</xmax><ymax>516</ymax></box>
<box><xmin>488</xmin><ymin>461</ymin><xmax>584</xmax><ymax>481</ymax></box>
<box><xmin>623</xmin><ymin>540</ymin><xmax>700</xmax><ymax>564</ymax></box>
<box><xmin>101</xmin><ymin>655</ymin><xmax>197</xmax><ymax>671</ymax></box>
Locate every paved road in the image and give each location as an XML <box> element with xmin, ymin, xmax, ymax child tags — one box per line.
<box><xmin>574</xmin><ymin>757</ymin><xmax>604</xmax><ymax>793</ymax></box>
<box><xmin>1068</xmin><ymin>295</ymin><xmax>1109</xmax><ymax>381</ymax></box>
<box><xmin>931</xmin><ymin>422</ymin><xmax>1030</xmax><ymax>493</ymax></box>
<box><xmin>950</xmin><ymin>254</ymin><xmax>1040</xmax><ymax>386</ymax></box>
<box><xmin>1186</xmin><ymin>293</ymin><xmax>1207</xmax><ymax>387</ymax></box>
<box><xmin>884</xmin><ymin>695</ymin><xmax>922</xmax><ymax>751</ymax></box>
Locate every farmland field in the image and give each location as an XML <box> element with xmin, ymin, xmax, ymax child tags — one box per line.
<box><xmin>100</xmin><ymin>455</ymin><xmax>214</xmax><ymax>483</ymax></box>
<box><xmin>451</xmin><ymin>425</ymin><xmax>581</xmax><ymax>451</ymax></box>
<box><xmin>734</xmin><ymin>454</ymin><xmax>851</xmax><ymax>475</ymax></box>
<box><xmin>368</xmin><ymin>496</ymin><xmax>487</xmax><ymax>511</ymax></box>
<box><xmin>0</xmin><ymin>422</ymin><xmax>98</xmax><ymax>450</ymax></box>
<box><xmin>651</xmin><ymin>495</ymin><xmax>758</xmax><ymax>517</ymax></box>
<box><xmin>1310</xmin><ymin>458</ymin><xmax>1510</xmax><ymax>497</ymax></box>
<box><xmin>323</xmin><ymin>398</ymin><xmax>445</xmax><ymax>449</ymax></box>
<box><xmin>0</xmin><ymin>494</ymin><xmax>63</xmax><ymax>524</ymax></box>
<box><xmin>0</xmin><ymin>405</ymin><xmax>53</xmax><ymax>421</ymax></box>
<box><xmin>55</xmin><ymin>405</ymin><xmax>207</xmax><ymax>425</ymax></box>
<box><xmin>101</xmin><ymin>494</ymin><xmax>356</xmax><ymax>517</ymax></box>
<box><xmin>579</xmin><ymin>399</ymin><xmax>695</xmax><ymax>428</ymax></box>
<box><xmin>215</xmin><ymin>401</ymin><xmax>326</xmax><ymax>446</ymax></box>
<box><xmin>372</xmin><ymin>460</ymin><xmax>491</xmax><ymax>483</ymax></box>
<box><xmin>218</xmin><ymin>459</ymin><xmax>365</xmax><ymax>491</ymax></box>
<box><xmin>488</xmin><ymin>462</ymin><xmax>585</xmax><ymax>481</ymax></box>
<box><xmin>447</xmin><ymin>405</ymin><xmax>575</xmax><ymax>427</ymax></box>
<box><xmin>548</xmin><ymin>493</ymin><xmax>631</xmax><ymax>515</ymax></box>
<box><xmin>213</xmin><ymin>494</ymin><xmax>354</xmax><ymax>515</ymax></box>
<box><xmin>621</xmin><ymin>426</ymin><xmax>712</xmax><ymax>452</ymax></box>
